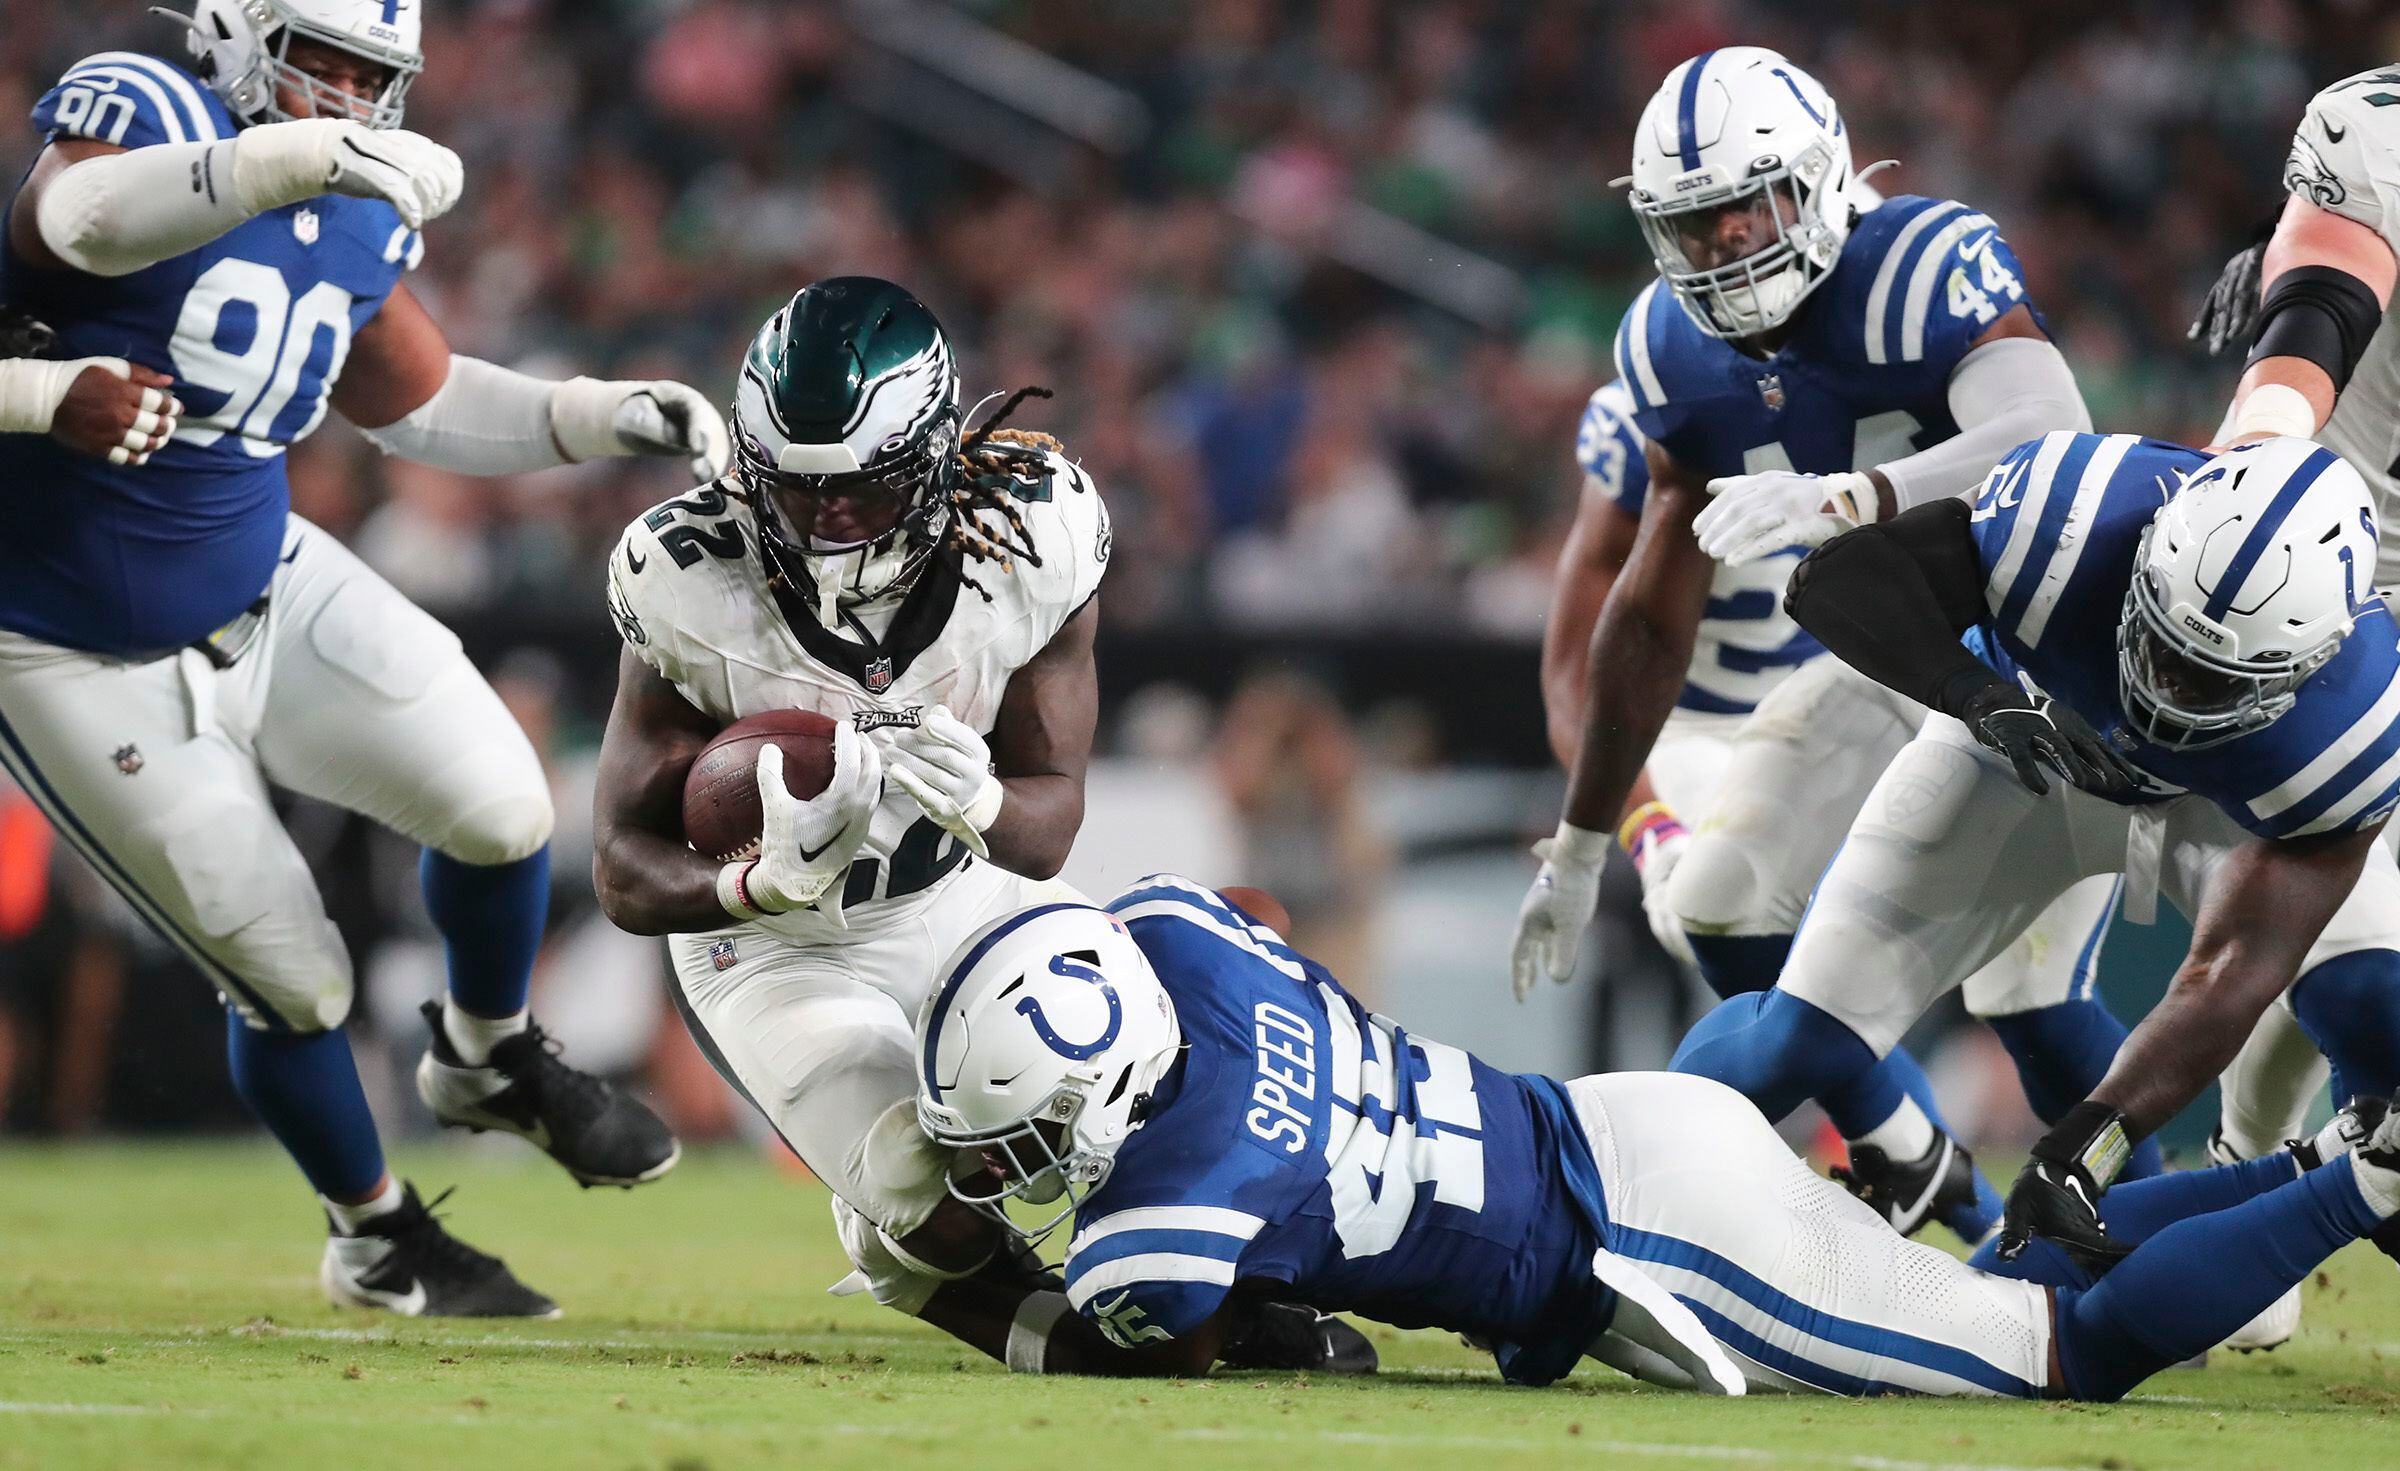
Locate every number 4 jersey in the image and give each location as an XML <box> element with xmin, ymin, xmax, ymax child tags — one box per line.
<box><xmin>0</xmin><ymin>52</ymin><xmax>422</xmax><ymax>655</ymax></box>
<box><xmin>1063</xmin><ymin>876</ymin><xmax>1619</xmax><ymax>1386</ymax></box>
<box><xmin>607</xmin><ymin>457</ymin><xmax>1108</xmax><ymax>942</ymax></box>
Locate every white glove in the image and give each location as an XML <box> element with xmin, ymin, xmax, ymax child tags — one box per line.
<box><xmin>720</xmin><ymin>721</ymin><xmax>882</xmax><ymax>923</ymax></box>
<box><xmin>1510</xmin><ymin>822</ymin><xmax>1611</xmax><ymax>1002</ymax></box>
<box><xmin>828</xmin><ymin>1197</ymin><xmax>946</xmax><ymax>1316</ymax></box>
<box><xmin>1628</xmin><ymin>818</ymin><xmax>1698</xmax><ymax>971</ymax></box>
<box><xmin>1692</xmin><ymin>469</ymin><xmax>1877</xmax><ymax>568</ymax></box>
<box><xmin>551</xmin><ymin>377</ymin><xmax>731</xmax><ymax>481</ymax></box>
<box><xmin>876</xmin><ymin>706</ymin><xmax>1003</xmax><ymax>861</ymax></box>
<box><xmin>231</xmin><ymin>119</ymin><xmax>463</xmax><ymax>230</ymax></box>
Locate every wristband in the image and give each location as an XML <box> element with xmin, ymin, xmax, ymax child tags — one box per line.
<box><xmin>2033</xmin><ymin>1101</ymin><xmax>2135</xmax><ymax>1191</ymax></box>
<box><xmin>716</xmin><ymin>860</ymin><xmax>769</xmax><ymax>921</ymax></box>
<box><xmin>550</xmin><ymin>376</ymin><xmax>631</xmax><ymax>462</ymax></box>
<box><xmin>1820</xmin><ymin>470</ymin><xmax>1879</xmax><ymax>526</ymax></box>
<box><xmin>2228</xmin><ymin>382</ymin><xmax>2317</xmax><ymax>443</ymax></box>
<box><xmin>1006</xmin><ymin>1291</ymin><xmax>1073</xmax><ymax>1374</ymax></box>
<box><xmin>961</xmin><ymin>772</ymin><xmax>1005</xmax><ymax>836</ymax></box>
<box><xmin>1616</xmin><ymin>801</ymin><xmax>1686</xmax><ymax>861</ymax></box>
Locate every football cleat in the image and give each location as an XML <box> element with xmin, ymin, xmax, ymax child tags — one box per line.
<box><xmin>414</xmin><ymin>1001</ymin><xmax>681</xmax><ymax>1189</ymax></box>
<box><xmin>321</xmin><ymin>1184</ymin><xmax>559</xmax><ymax>1318</ymax></box>
<box><xmin>1217</xmin><ymin>1298</ymin><xmax>1379</xmax><ymax>1376</ymax></box>
<box><xmin>1833</xmin><ymin>1134</ymin><xmax>1991</xmax><ymax>1242</ymax></box>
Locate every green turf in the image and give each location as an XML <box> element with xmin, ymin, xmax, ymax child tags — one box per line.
<box><xmin>5</xmin><ymin>1141</ymin><xmax>2399</xmax><ymax>1471</ymax></box>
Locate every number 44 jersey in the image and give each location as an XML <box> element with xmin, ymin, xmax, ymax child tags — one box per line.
<box><xmin>1064</xmin><ymin>876</ymin><xmax>1619</xmax><ymax>1386</ymax></box>
<box><xmin>0</xmin><ymin>53</ymin><xmax>423</xmax><ymax>656</ymax></box>
<box><xmin>607</xmin><ymin>457</ymin><xmax>1108</xmax><ymax>943</ymax></box>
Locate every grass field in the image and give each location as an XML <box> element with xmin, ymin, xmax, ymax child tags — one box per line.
<box><xmin>5</xmin><ymin>1141</ymin><xmax>2400</xmax><ymax>1471</ymax></box>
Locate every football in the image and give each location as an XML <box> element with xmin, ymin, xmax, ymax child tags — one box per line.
<box><xmin>681</xmin><ymin>708</ymin><xmax>840</xmax><ymax>861</ymax></box>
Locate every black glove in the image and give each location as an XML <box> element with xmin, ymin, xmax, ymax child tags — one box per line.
<box><xmin>2187</xmin><ymin>218</ymin><xmax>2277</xmax><ymax>357</ymax></box>
<box><xmin>1956</xmin><ymin>680</ymin><xmax>2143</xmax><ymax>798</ymax></box>
<box><xmin>1995</xmin><ymin>1102</ymin><xmax>2138</xmax><ymax>1275</ymax></box>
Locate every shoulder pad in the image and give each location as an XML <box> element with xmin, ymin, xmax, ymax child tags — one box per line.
<box><xmin>1610</xmin><ymin>281</ymin><xmax>1681</xmax><ymax>417</ymax></box>
<box><xmin>608</xmin><ymin>491</ymin><xmax>752</xmax><ymax>671</ymax></box>
<box><xmin>37</xmin><ymin>54</ymin><xmax>231</xmax><ymax>149</ymax></box>
<box><xmin>1848</xmin><ymin>197</ymin><xmax>2024</xmax><ymax>368</ymax></box>
<box><xmin>2287</xmin><ymin>72</ymin><xmax>2400</xmax><ymax>239</ymax></box>
<box><xmin>977</xmin><ymin>447</ymin><xmax>1108</xmax><ymax>629</ymax></box>
<box><xmin>1064</xmin><ymin>1201</ymin><xmax>1269</xmax><ymax>1346</ymax></box>
<box><xmin>1576</xmin><ymin>380</ymin><xmax>1649</xmax><ymax>514</ymax></box>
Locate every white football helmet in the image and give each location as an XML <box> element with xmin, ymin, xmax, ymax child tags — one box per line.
<box><xmin>2120</xmin><ymin>437</ymin><xmax>2378</xmax><ymax>750</ymax></box>
<box><xmin>1625</xmin><ymin>48</ymin><xmax>1864</xmax><ymax>340</ymax></box>
<box><xmin>916</xmin><ymin>903</ymin><xmax>1182</xmax><ymax>1241</ymax></box>
<box><xmin>169</xmin><ymin>0</ymin><xmax>424</xmax><ymax>130</ymax></box>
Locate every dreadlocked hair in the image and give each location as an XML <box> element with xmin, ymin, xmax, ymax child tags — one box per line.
<box><xmin>941</xmin><ymin>385</ymin><xmax>1062</xmax><ymax>603</ymax></box>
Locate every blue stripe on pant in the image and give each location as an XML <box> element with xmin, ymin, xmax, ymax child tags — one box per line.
<box><xmin>0</xmin><ymin>699</ymin><xmax>286</xmax><ymax>1028</ymax></box>
<box><xmin>1610</xmin><ymin>1223</ymin><xmax>2034</xmax><ymax>1397</ymax></box>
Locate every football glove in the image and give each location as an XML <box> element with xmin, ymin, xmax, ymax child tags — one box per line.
<box><xmin>828</xmin><ymin>1196</ymin><xmax>949</xmax><ymax>1316</ymax></box>
<box><xmin>875</xmin><ymin>706</ymin><xmax>1003</xmax><ymax>861</ymax></box>
<box><xmin>550</xmin><ymin>378</ymin><xmax>733</xmax><ymax>482</ymax></box>
<box><xmin>1693</xmin><ymin>469</ymin><xmax>1877</xmax><ymax>568</ymax></box>
<box><xmin>1995</xmin><ymin>1102</ymin><xmax>2137</xmax><ymax>1274</ymax></box>
<box><xmin>1510</xmin><ymin>822</ymin><xmax>1611</xmax><ymax>1001</ymax></box>
<box><xmin>2188</xmin><ymin>230</ymin><xmax>2271</xmax><ymax>358</ymax></box>
<box><xmin>728</xmin><ymin>722</ymin><xmax>882</xmax><ymax>922</ymax></box>
<box><xmin>1958</xmin><ymin>681</ymin><xmax>2142</xmax><ymax>798</ymax></box>
<box><xmin>232</xmin><ymin>119</ymin><xmax>464</xmax><ymax>230</ymax></box>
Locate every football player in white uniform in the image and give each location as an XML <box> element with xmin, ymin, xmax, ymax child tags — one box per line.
<box><xmin>592</xmin><ymin>275</ymin><xmax>1111</xmax><ymax>1303</ymax></box>
<box><xmin>0</xmin><ymin>1</ymin><xmax>723</xmax><ymax>1315</ymax></box>
<box><xmin>2186</xmin><ymin>65</ymin><xmax>2400</xmax><ymax>1272</ymax></box>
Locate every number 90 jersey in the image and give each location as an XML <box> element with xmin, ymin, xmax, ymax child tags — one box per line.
<box><xmin>0</xmin><ymin>53</ymin><xmax>421</xmax><ymax>656</ymax></box>
<box><xmin>1062</xmin><ymin>876</ymin><xmax>1617</xmax><ymax>1386</ymax></box>
<box><xmin>606</xmin><ymin>455</ymin><xmax>1109</xmax><ymax>945</ymax></box>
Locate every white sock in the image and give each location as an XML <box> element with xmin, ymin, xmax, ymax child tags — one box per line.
<box><xmin>443</xmin><ymin>997</ymin><xmax>529</xmax><ymax>1068</ymax></box>
<box><xmin>2349</xmin><ymin>1153</ymin><xmax>2400</xmax><ymax>1219</ymax></box>
<box><xmin>323</xmin><ymin>1177</ymin><xmax>405</xmax><ymax>1235</ymax></box>
<box><xmin>1855</xmin><ymin>1095</ymin><xmax>1937</xmax><ymax>1162</ymax></box>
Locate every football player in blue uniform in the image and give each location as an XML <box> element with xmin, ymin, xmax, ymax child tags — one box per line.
<box><xmin>891</xmin><ymin>877</ymin><xmax>2400</xmax><ymax>1398</ymax></box>
<box><xmin>1681</xmin><ymin>432</ymin><xmax>2400</xmax><ymax>1272</ymax></box>
<box><xmin>0</xmin><ymin>2</ymin><xmax>733</xmax><ymax>1315</ymax></box>
<box><xmin>1518</xmin><ymin>48</ymin><xmax>2140</xmax><ymax>1240</ymax></box>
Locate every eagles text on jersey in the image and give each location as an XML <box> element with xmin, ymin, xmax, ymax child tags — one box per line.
<box><xmin>1969</xmin><ymin>431</ymin><xmax>2400</xmax><ymax>838</ymax></box>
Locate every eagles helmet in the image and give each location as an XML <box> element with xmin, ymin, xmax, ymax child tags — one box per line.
<box><xmin>1625</xmin><ymin>49</ymin><xmax>1863</xmax><ymax>340</ymax></box>
<box><xmin>916</xmin><ymin>903</ymin><xmax>1182</xmax><ymax>1242</ymax></box>
<box><xmin>170</xmin><ymin>0</ymin><xmax>425</xmax><ymax>130</ymax></box>
<box><xmin>2120</xmin><ymin>437</ymin><xmax>2377</xmax><ymax>750</ymax></box>
<box><xmin>734</xmin><ymin>278</ymin><xmax>966</xmax><ymax>623</ymax></box>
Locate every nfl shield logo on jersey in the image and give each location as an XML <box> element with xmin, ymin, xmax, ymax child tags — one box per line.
<box><xmin>1757</xmin><ymin>374</ymin><xmax>1786</xmax><ymax>411</ymax></box>
<box><xmin>708</xmin><ymin>938</ymin><xmax>739</xmax><ymax>972</ymax></box>
<box><xmin>293</xmin><ymin>208</ymin><xmax>321</xmax><ymax>246</ymax></box>
<box><xmin>865</xmin><ymin>656</ymin><xmax>894</xmax><ymax>694</ymax></box>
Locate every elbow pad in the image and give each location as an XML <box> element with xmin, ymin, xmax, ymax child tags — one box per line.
<box><xmin>2247</xmin><ymin>265</ymin><xmax>2385</xmax><ymax>392</ymax></box>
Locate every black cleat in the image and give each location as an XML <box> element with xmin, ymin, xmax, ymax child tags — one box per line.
<box><xmin>1834</xmin><ymin>1133</ymin><xmax>1989</xmax><ymax>1242</ymax></box>
<box><xmin>321</xmin><ymin>1183</ymin><xmax>559</xmax><ymax>1318</ymax></box>
<box><xmin>1217</xmin><ymin>1297</ymin><xmax>1379</xmax><ymax>1375</ymax></box>
<box><xmin>415</xmin><ymin>1000</ymin><xmax>680</xmax><ymax>1188</ymax></box>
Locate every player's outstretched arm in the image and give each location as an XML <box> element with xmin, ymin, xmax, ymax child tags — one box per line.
<box><xmin>591</xmin><ymin>647</ymin><xmax>744</xmax><ymax>936</ymax></box>
<box><xmin>881</xmin><ymin>598</ymin><xmax>1098</xmax><ymax>881</ymax></box>
<box><xmin>916</xmin><ymin>1273</ymin><xmax>1224</xmax><ymax>1378</ymax></box>
<box><xmin>2219</xmin><ymin>196</ymin><xmax>2396</xmax><ymax>444</ymax></box>
<box><xmin>1509</xmin><ymin>442</ymin><xmax>1714</xmax><ymax>998</ymax></box>
<box><xmin>337</xmin><ymin>287</ymin><xmax>731</xmax><ymax>482</ymax></box>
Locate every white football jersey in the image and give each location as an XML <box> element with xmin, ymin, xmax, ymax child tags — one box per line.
<box><xmin>2285</xmin><ymin>67</ymin><xmax>2400</xmax><ymax>581</ymax></box>
<box><xmin>607</xmin><ymin>450</ymin><xmax>1110</xmax><ymax>946</ymax></box>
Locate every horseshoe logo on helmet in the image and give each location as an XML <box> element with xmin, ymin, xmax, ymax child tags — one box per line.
<box><xmin>1015</xmin><ymin>955</ymin><xmax>1122</xmax><ymax>1060</ymax></box>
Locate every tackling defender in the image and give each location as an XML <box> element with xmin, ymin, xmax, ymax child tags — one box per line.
<box><xmin>1678</xmin><ymin>431</ymin><xmax>2400</xmax><ymax>1270</ymax></box>
<box><xmin>1519</xmin><ymin>48</ymin><xmax>2141</xmax><ymax>1238</ymax></box>
<box><xmin>0</xmin><ymin>2</ymin><xmax>723</xmax><ymax>1314</ymax></box>
<box><xmin>899</xmin><ymin>876</ymin><xmax>2400</xmax><ymax>1398</ymax></box>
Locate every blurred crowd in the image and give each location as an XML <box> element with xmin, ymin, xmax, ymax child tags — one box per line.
<box><xmin>2</xmin><ymin>0</ymin><xmax>2386</xmax><ymax>1144</ymax></box>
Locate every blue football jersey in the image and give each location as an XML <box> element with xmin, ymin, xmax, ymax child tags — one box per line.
<box><xmin>0</xmin><ymin>53</ymin><xmax>422</xmax><ymax>655</ymax></box>
<box><xmin>1062</xmin><ymin>876</ymin><xmax>1615</xmax><ymax>1385</ymax></box>
<box><xmin>1969</xmin><ymin>431</ymin><xmax>2400</xmax><ymax>839</ymax></box>
<box><xmin>1576</xmin><ymin>379</ymin><xmax>1821</xmax><ymax>714</ymax></box>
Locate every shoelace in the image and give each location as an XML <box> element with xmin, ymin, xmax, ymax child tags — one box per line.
<box><xmin>503</xmin><ymin>1024</ymin><xmax>616</xmax><ymax>1131</ymax></box>
<box><xmin>388</xmin><ymin>1186</ymin><xmax>504</xmax><ymax>1277</ymax></box>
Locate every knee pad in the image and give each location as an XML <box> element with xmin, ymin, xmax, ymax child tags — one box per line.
<box><xmin>433</xmin><ymin>789</ymin><xmax>556</xmax><ymax>867</ymax></box>
<box><xmin>1666</xmin><ymin>834</ymin><xmax>1766</xmax><ymax>933</ymax></box>
<box><xmin>219</xmin><ymin>925</ymin><xmax>354</xmax><ymax>1032</ymax></box>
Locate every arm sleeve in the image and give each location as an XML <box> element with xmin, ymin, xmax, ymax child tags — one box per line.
<box><xmin>1783</xmin><ymin>499</ymin><xmax>2001</xmax><ymax>712</ymax></box>
<box><xmin>1875</xmin><ymin>336</ymin><xmax>2090</xmax><ymax>512</ymax></box>
<box><xmin>355</xmin><ymin>354</ymin><xmax>572</xmax><ymax>474</ymax></box>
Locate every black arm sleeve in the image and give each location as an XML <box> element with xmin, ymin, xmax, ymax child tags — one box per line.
<box><xmin>2247</xmin><ymin>265</ymin><xmax>2385</xmax><ymax>391</ymax></box>
<box><xmin>1784</xmin><ymin>499</ymin><xmax>2011</xmax><ymax>717</ymax></box>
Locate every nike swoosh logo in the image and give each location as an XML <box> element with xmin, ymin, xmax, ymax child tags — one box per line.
<box><xmin>2327</xmin><ymin>120</ymin><xmax>2348</xmax><ymax>143</ymax></box>
<box><xmin>1957</xmin><ymin>230</ymin><xmax>1997</xmax><ymax>262</ymax></box>
<box><xmin>367</xmin><ymin>1277</ymin><xmax>429</xmax><ymax>1315</ymax></box>
<box><xmin>1896</xmin><ymin>1137</ymin><xmax>1953</xmax><ymax>1232</ymax></box>
<box><xmin>796</xmin><ymin>835</ymin><xmax>841</xmax><ymax>863</ymax></box>
<box><xmin>626</xmin><ymin>548</ymin><xmax>647</xmax><ymax>574</ymax></box>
